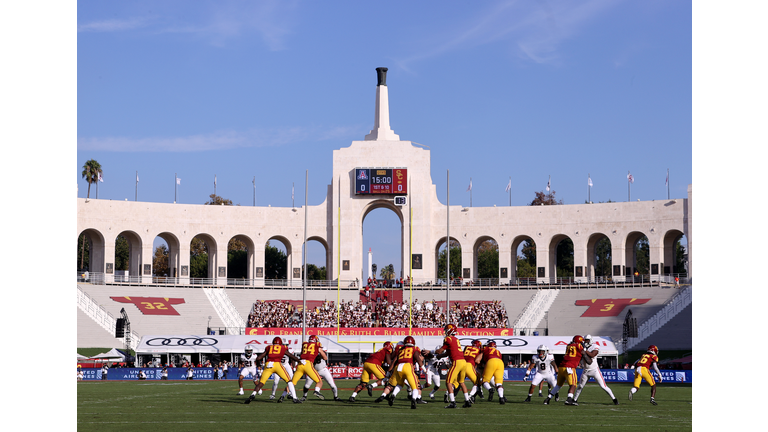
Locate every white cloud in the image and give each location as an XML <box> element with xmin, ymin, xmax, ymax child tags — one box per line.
<box><xmin>78</xmin><ymin>16</ymin><xmax>155</xmax><ymax>33</ymax></box>
<box><xmin>77</xmin><ymin>125</ymin><xmax>362</xmax><ymax>152</ymax></box>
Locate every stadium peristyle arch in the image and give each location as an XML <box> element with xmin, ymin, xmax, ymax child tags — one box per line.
<box><xmin>76</xmin><ymin>68</ymin><xmax>692</xmax><ymax>286</ymax></box>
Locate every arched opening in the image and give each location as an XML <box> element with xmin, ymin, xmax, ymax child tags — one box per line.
<box><xmin>227</xmin><ymin>234</ymin><xmax>254</xmax><ymax>284</ymax></box>
<box><xmin>663</xmin><ymin>230</ymin><xmax>687</xmax><ymax>276</ymax></box>
<box><xmin>77</xmin><ymin>229</ymin><xmax>105</xmax><ymax>280</ymax></box>
<box><xmin>190</xmin><ymin>234</ymin><xmax>217</xmax><ymax>282</ymax></box>
<box><xmin>435</xmin><ymin>237</ymin><xmax>462</xmax><ymax>285</ymax></box>
<box><xmin>474</xmin><ymin>237</ymin><xmax>498</xmax><ymax>284</ymax></box>
<box><xmin>304</xmin><ymin>237</ymin><xmax>329</xmax><ymax>285</ymax></box>
<box><xmin>587</xmin><ymin>233</ymin><xmax>612</xmax><ymax>281</ymax></box>
<box><xmin>362</xmin><ymin>202</ymin><xmax>403</xmax><ymax>286</ymax></box>
<box><xmin>265</xmin><ymin>237</ymin><xmax>290</xmax><ymax>283</ymax></box>
<box><xmin>625</xmin><ymin>231</ymin><xmax>649</xmax><ymax>279</ymax></box>
<box><xmin>512</xmin><ymin>236</ymin><xmax>536</xmax><ymax>281</ymax></box>
<box><xmin>549</xmin><ymin>235</ymin><xmax>574</xmax><ymax>281</ymax></box>
<box><xmin>153</xmin><ymin>233</ymin><xmax>180</xmax><ymax>280</ymax></box>
<box><xmin>115</xmin><ymin>231</ymin><xmax>142</xmax><ymax>282</ymax></box>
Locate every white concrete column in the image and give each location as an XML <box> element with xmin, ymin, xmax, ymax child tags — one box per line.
<box><xmin>141</xmin><ymin>242</ymin><xmax>154</xmax><ymax>284</ymax></box>
<box><xmin>364</xmin><ymin>67</ymin><xmax>400</xmax><ymax>141</ymax></box>
<box><xmin>535</xmin><ymin>245</ymin><xmax>549</xmax><ymax>284</ymax></box>
<box><xmin>612</xmin><ymin>246</ymin><xmax>626</xmax><ymax>282</ymax></box>
<box><xmin>573</xmin><ymin>237</ymin><xmax>588</xmax><ymax>283</ymax></box>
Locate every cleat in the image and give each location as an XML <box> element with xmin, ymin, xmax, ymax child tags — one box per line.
<box><xmin>488</xmin><ymin>388</ymin><xmax>494</xmax><ymax>402</ymax></box>
<box><xmin>564</xmin><ymin>397</ymin><xmax>577</xmax><ymax>406</ymax></box>
<box><xmin>544</xmin><ymin>397</ymin><xmax>552</xmax><ymax>405</ymax></box>
<box><xmin>269</xmin><ymin>395</ymin><xmax>275</xmax><ymax>400</ymax></box>
<box><xmin>411</xmin><ymin>398</ymin><xmax>417</xmax><ymax>409</ymax></box>
<box><xmin>524</xmin><ymin>396</ymin><xmax>531</xmax><ymax>402</ymax></box>
<box><xmin>293</xmin><ymin>398</ymin><xmax>302</xmax><ymax>404</ymax></box>
<box><xmin>613</xmin><ymin>398</ymin><xmax>619</xmax><ymax>405</ymax></box>
<box><xmin>287</xmin><ymin>394</ymin><xmax>293</xmax><ymax>400</ymax></box>
<box><xmin>418</xmin><ymin>399</ymin><xmax>428</xmax><ymax>404</ymax></box>
<box><xmin>462</xmin><ymin>400</ymin><xmax>472</xmax><ymax>408</ymax></box>
<box><xmin>375</xmin><ymin>396</ymin><xmax>385</xmax><ymax>403</ymax></box>
<box><xmin>334</xmin><ymin>397</ymin><xmax>341</xmax><ymax>402</ymax></box>
<box><xmin>387</xmin><ymin>394</ymin><xmax>394</xmax><ymax>406</ymax></box>
<box><xmin>499</xmin><ymin>397</ymin><xmax>507</xmax><ymax>405</ymax></box>
<box><xmin>538</xmin><ymin>392</ymin><xmax>543</xmax><ymax>397</ymax></box>
<box><xmin>366</xmin><ymin>384</ymin><xmax>373</xmax><ymax>397</ymax></box>
<box><xmin>445</xmin><ymin>402</ymin><xmax>457</xmax><ymax>409</ymax></box>
<box><xmin>628</xmin><ymin>390</ymin><xmax>633</xmax><ymax>401</ymax></box>
<box><xmin>444</xmin><ymin>394</ymin><xmax>449</xmax><ymax>403</ymax></box>
<box><xmin>277</xmin><ymin>395</ymin><xmax>284</xmax><ymax>403</ymax></box>
<box><xmin>244</xmin><ymin>394</ymin><xmax>255</xmax><ymax>404</ymax></box>
<box><xmin>650</xmin><ymin>398</ymin><xmax>657</xmax><ymax>406</ymax></box>
<box><xmin>238</xmin><ymin>390</ymin><xmax>244</xmax><ymax>395</ymax></box>
<box><xmin>300</xmin><ymin>396</ymin><xmax>307</xmax><ymax>402</ymax></box>
<box><xmin>470</xmin><ymin>395</ymin><xmax>476</xmax><ymax>404</ymax></box>
<box><xmin>479</xmin><ymin>390</ymin><xmax>484</xmax><ymax>399</ymax></box>
<box><xmin>349</xmin><ymin>396</ymin><xmax>356</xmax><ymax>402</ymax></box>
<box><xmin>313</xmin><ymin>391</ymin><xmax>325</xmax><ymax>400</ymax></box>
<box><xmin>555</xmin><ymin>393</ymin><xmax>560</xmax><ymax>402</ymax></box>
<box><xmin>430</xmin><ymin>394</ymin><xmax>435</xmax><ymax>400</ymax></box>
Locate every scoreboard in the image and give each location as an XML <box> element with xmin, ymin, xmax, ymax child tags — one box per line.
<box><xmin>355</xmin><ymin>168</ymin><xmax>407</xmax><ymax>195</ymax></box>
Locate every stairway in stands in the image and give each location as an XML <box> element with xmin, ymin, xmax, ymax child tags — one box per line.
<box><xmin>77</xmin><ymin>285</ymin><xmax>140</xmax><ymax>350</ymax></box>
<box><xmin>512</xmin><ymin>289</ymin><xmax>560</xmax><ymax>335</ymax></box>
<box><xmin>203</xmin><ymin>287</ymin><xmax>245</xmax><ymax>333</ymax></box>
<box><xmin>626</xmin><ymin>284</ymin><xmax>692</xmax><ymax>351</ymax></box>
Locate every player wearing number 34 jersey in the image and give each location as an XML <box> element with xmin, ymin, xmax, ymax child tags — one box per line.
<box><xmin>291</xmin><ymin>335</ymin><xmax>327</xmax><ymax>400</ymax></box>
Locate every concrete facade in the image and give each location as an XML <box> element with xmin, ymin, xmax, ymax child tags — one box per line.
<box><xmin>77</xmin><ymin>68</ymin><xmax>691</xmax><ymax>286</ymax></box>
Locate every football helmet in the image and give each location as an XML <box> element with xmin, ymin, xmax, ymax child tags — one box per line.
<box><xmin>383</xmin><ymin>341</ymin><xmax>394</xmax><ymax>352</ymax></box>
<box><xmin>472</xmin><ymin>340</ymin><xmax>482</xmax><ymax>349</ymax></box>
<box><xmin>404</xmin><ymin>336</ymin><xmax>416</xmax><ymax>347</ymax></box>
<box><xmin>537</xmin><ymin>345</ymin><xmax>548</xmax><ymax>360</ymax></box>
<box><xmin>584</xmin><ymin>334</ymin><xmax>592</xmax><ymax>348</ymax></box>
<box><xmin>272</xmin><ymin>336</ymin><xmax>283</xmax><ymax>345</ymax></box>
<box><xmin>245</xmin><ymin>345</ymin><xmax>254</xmax><ymax>356</ymax></box>
<box><xmin>572</xmin><ymin>335</ymin><xmax>584</xmax><ymax>345</ymax></box>
<box><xmin>444</xmin><ymin>324</ymin><xmax>457</xmax><ymax>337</ymax></box>
<box><xmin>647</xmin><ymin>345</ymin><xmax>659</xmax><ymax>355</ymax></box>
<box><xmin>485</xmin><ymin>341</ymin><xmax>497</xmax><ymax>348</ymax></box>
<box><xmin>308</xmin><ymin>335</ymin><xmax>319</xmax><ymax>343</ymax></box>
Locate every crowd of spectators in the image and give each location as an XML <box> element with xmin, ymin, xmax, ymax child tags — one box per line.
<box><xmin>247</xmin><ymin>299</ymin><xmax>509</xmax><ymax>328</ymax></box>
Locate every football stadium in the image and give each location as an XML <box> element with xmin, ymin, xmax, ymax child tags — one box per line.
<box><xmin>77</xmin><ymin>64</ymin><xmax>692</xmax><ymax>430</ymax></box>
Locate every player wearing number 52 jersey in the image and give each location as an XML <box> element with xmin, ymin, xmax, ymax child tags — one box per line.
<box><xmin>434</xmin><ymin>324</ymin><xmax>470</xmax><ymax>409</ymax></box>
<box><xmin>629</xmin><ymin>345</ymin><xmax>662</xmax><ymax>405</ymax></box>
<box><xmin>545</xmin><ymin>335</ymin><xmax>586</xmax><ymax>406</ymax></box>
<box><xmin>246</xmin><ymin>337</ymin><xmax>303</xmax><ymax>404</ymax></box>
<box><xmin>291</xmin><ymin>335</ymin><xmax>327</xmax><ymax>400</ymax></box>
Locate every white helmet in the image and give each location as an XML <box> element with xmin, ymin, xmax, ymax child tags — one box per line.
<box><xmin>584</xmin><ymin>334</ymin><xmax>593</xmax><ymax>348</ymax></box>
<box><xmin>537</xmin><ymin>345</ymin><xmax>548</xmax><ymax>359</ymax></box>
<box><xmin>245</xmin><ymin>345</ymin><xmax>254</xmax><ymax>356</ymax></box>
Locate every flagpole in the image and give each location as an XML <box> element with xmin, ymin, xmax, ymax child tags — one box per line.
<box><xmin>509</xmin><ymin>176</ymin><xmax>512</xmax><ymax>206</ymax></box>
<box><xmin>214</xmin><ymin>175</ymin><xmax>217</xmax><ymax>197</ymax></box>
<box><xmin>470</xmin><ymin>177</ymin><xmax>472</xmax><ymax>207</ymax></box>
<box><xmin>446</xmin><ymin>169</ymin><xmax>450</xmax><ymax>324</ymax></box>
<box><xmin>253</xmin><ymin>176</ymin><xmax>256</xmax><ymax>206</ymax></box>
<box><xmin>667</xmin><ymin>168</ymin><xmax>670</xmax><ymax>200</ymax></box>
<box><xmin>292</xmin><ymin>182</ymin><xmax>295</xmax><ymax>208</ymax></box>
<box><xmin>588</xmin><ymin>173</ymin><xmax>591</xmax><ymax>204</ymax></box>
<box><xmin>303</xmin><ymin>170</ymin><xmax>308</xmax><ymax>342</ymax></box>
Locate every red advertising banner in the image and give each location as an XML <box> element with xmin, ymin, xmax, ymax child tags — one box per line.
<box><xmin>328</xmin><ymin>366</ymin><xmax>363</xmax><ymax>379</ymax></box>
<box><xmin>246</xmin><ymin>327</ymin><xmax>513</xmax><ymax>336</ymax></box>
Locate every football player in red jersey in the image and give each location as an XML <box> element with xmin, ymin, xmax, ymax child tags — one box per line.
<box><xmin>374</xmin><ymin>336</ymin><xmax>425</xmax><ymax>409</ymax></box>
<box><xmin>349</xmin><ymin>341</ymin><xmax>394</xmax><ymax>402</ymax></box>
<box><xmin>434</xmin><ymin>324</ymin><xmax>470</xmax><ymax>408</ymax></box>
<box><xmin>481</xmin><ymin>341</ymin><xmax>507</xmax><ymax>404</ymax></box>
<box><xmin>463</xmin><ymin>340</ymin><xmax>483</xmax><ymax>404</ymax></box>
<box><xmin>291</xmin><ymin>335</ymin><xmax>327</xmax><ymax>400</ymax></box>
<box><xmin>629</xmin><ymin>345</ymin><xmax>662</xmax><ymax>405</ymax></box>
<box><xmin>544</xmin><ymin>335</ymin><xmax>587</xmax><ymax>406</ymax></box>
<box><xmin>249</xmin><ymin>337</ymin><xmax>303</xmax><ymax>404</ymax></box>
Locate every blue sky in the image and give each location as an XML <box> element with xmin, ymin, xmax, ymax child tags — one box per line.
<box><xmin>75</xmin><ymin>0</ymin><xmax>693</xmax><ymax>277</ymax></box>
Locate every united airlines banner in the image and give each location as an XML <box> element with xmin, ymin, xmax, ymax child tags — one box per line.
<box><xmin>134</xmin><ymin>334</ymin><xmax>618</xmax><ymax>355</ymax></box>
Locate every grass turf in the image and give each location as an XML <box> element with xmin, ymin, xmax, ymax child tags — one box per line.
<box><xmin>78</xmin><ymin>379</ymin><xmax>692</xmax><ymax>431</ymax></box>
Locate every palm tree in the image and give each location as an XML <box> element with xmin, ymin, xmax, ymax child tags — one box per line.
<box><xmin>81</xmin><ymin>159</ymin><xmax>103</xmax><ymax>199</ymax></box>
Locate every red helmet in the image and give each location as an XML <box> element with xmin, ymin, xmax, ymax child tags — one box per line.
<box><xmin>272</xmin><ymin>337</ymin><xmax>283</xmax><ymax>345</ymax></box>
<box><xmin>382</xmin><ymin>341</ymin><xmax>393</xmax><ymax>352</ymax></box>
<box><xmin>308</xmin><ymin>335</ymin><xmax>319</xmax><ymax>343</ymax></box>
<box><xmin>485</xmin><ymin>341</ymin><xmax>497</xmax><ymax>348</ymax></box>
<box><xmin>647</xmin><ymin>345</ymin><xmax>659</xmax><ymax>355</ymax></box>
<box><xmin>472</xmin><ymin>340</ymin><xmax>482</xmax><ymax>349</ymax></box>
<box><xmin>572</xmin><ymin>335</ymin><xmax>584</xmax><ymax>345</ymax></box>
<box><xmin>404</xmin><ymin>336</ymin><xmax>416</xmax><ymax>347</ymax></box>
<box><xmin>444</xmin><ymin>324</ymin><xmax>457</xmax><ymax>337</ymax></box>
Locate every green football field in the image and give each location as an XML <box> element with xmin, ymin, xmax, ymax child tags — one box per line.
<box><xmin>77</xmin><ymin>379</ymin><xmax>692</xmax><ymax>431</ymax></box>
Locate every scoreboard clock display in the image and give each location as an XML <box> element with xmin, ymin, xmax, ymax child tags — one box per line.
<box><xmin>355</xmin><ymin>168</ymin><xmax>407</xmax><ymax>195</ymax></box>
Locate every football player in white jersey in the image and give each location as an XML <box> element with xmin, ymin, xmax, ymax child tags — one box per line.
<box><xmin>524</xmin><ymin>345</ymin><xmax>558</xmax><ymax>402</ymax></box>
<box><xmin>271</xmin><ymin>346</ymin><xmax>296</xmax><ymax>401</ymax></box>
<box><xmin>573</xmin><ymin>335</ymin><xmax>618</xmax><ymax>405</ymax></box>
<box><xmin>301</xmin><ymin>355</ymin><xmax>341</xmax><ymax>401</ymax></box>
<box><xmin>238</xmin><ymin>345</ymin><xmax>262</xmax><ymax>395</ymax></box>
<box><xmin>422</xmin><ymin>346</ymin><xmax>449</xmax><ymax>401</ymax></box>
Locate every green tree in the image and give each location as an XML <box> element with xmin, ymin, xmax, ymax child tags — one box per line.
<box><xmin>379</xmin><ymin>264</ymin><xmax>395</xmax><ymax>280</ymax></box>
<box><xmin>204</xmin><ymin>194</ymin><xmax>237</xmax><ymax>206</ymax></box>
<box><xmin>674</xmin><ymin>240</ymin><xmax>687</xmax><ymax>275</ymax></box>
<box><xmin>190</xmin><ymin>237</ymin><xmax>208</xmax><ymax>278</ymax></box>
<box><xmin>594</xmin><ymin>237</ymin><xmax>612</xmax><ymax>277</ymax></box>
<box><xmin>634</xmin><ymin>236</ymin><xmax>650</xmax><ymax>274</ymax></box>
<box><xmin>530</xmin><ymin>190</ymin><xmax>563</xmax><ymax>206</ymax></box>
<box><xmin>115</xmin><ymin>235</ymin><xmax>129</xmax><ymax>271</ymax></box>
<box><xmin>153</xmin><ymin>244</ymin><xmax>169</xmax><ymax>277</ymax></box>
<box><xmin>516</xmin><ymin>256</ymin><xmax>536</xmax><ymax>278</ymax></box>
<box><xmin>303</xmin><ymin>264</ymin><xmax>327</xmax><ymax>280</ymax></box>
<box><xmin>477</xmin><ymin>240</ymin><xmax>499</xmax><ymax>279</ymax></box>
<box><xmin>437</xmin><ymin>240</ymin><xmax>462</xmax><ymax>280</ymax></box>
<box><xmin>265</xmin><ymin>241</ymin><xmax>287</xmax><ymax>279</ymax></box>
<box><xmin>81</xmin><ymin>159</ymin><xmax>102</xmax><ymax>199</ymax></box>
<box><xmin>555</xmin><ymin>238</ymin><xmax>574</xmax><ymax>278</ymax></box>
<box><xmin>77</xmin><ymin>233</ymin><xmax>90</xmax><ymax>271</ymax></box>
